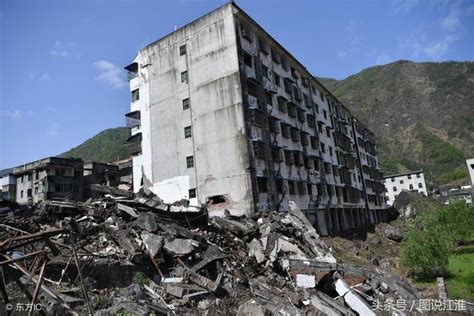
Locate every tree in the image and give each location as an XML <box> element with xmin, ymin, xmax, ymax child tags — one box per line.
<box><xmin>401</xmin><ymin>221</ymin><xmax>451</xmax><ymax>278</ymax></box>
<box><xmin>436</xmin><ymin>201</ymin><xmax>474</xmax><ymax>246</ymax></box>
<box><xmin>401</xmin><ymin>201</ymin><xmax>474</xmax><ymax>279</ymax></box>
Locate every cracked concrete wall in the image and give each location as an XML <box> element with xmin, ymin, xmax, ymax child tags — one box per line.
<box><xmin>132</xmin><ymin>4</ymin><xmax>253</xmax><ymax>215</ymax></box>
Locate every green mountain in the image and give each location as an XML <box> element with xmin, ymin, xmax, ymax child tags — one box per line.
<box><xmin>319</xmin><ymin>60</ymin><xmax>474</xmax><ymax>188</ymax></box>
<box><xmin>60</xmin><ymin>127</ymin><xmax>135</xmax><ymax>163</ymax></box>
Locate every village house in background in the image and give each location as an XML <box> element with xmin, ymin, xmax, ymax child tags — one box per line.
<box><xmin>384</xmin><ymin>170</ymin><xmax>427</xmax><ymax>206</ymax></box>
<box><xmin>467</xmin><ymin>158</ymin><xmax>474</xmax><ymax>201</ymax></box>
<box><xmin>83</xmin><ymin>162</ymin><xmax>122</xmax><ymax>199</ymax></box>
<box><xmin>110</xmin><ymin>157</ymin><xmax>133</xmax><ymax>190</ymax></box>
<box><xmin>13</xmin><ymin>157</ymin><xmax>84</xmax><ymax>204</ymax></box>
<box><xmin>2</xmin><ymin>156</ymin><xmax>134</xmax><ymax>204</ymax></box>
<box><xmin>0</xmin><ymin>168</ymin><xmax>16</xmax><ymax>201</ymax></box>
<box><xmin>125</xmin><ymin>2</ymin><xmax>387</xmax><ymax>236</ymax></box>
<box><xmin>437</xmin><ymin>185</ymin><xmax>472</xmax><ymax>206</ymax></box>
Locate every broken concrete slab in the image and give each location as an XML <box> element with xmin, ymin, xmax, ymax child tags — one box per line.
<box><xmin>140</xmin><ymin>232</ymin><xmax>163</xmax><ymax>257</ymax></box>
<box><xmin>295</xmin><ymin>274</ymin><xmax>316</xmax><ymax>288</ymax></box>
<box><xmin>163</xmin><ymin>239</ymin><xmax>198</xmax><ymax>256</ymax></box>
<box><xmin>334</xmin><ymin>278</ymin><xmax>375</xmax><ymax>316</ymax></box>
<box><xmin>134</xmin><ymin>212</ymin><xmax>157</xmax><ymax>232</ymax></box>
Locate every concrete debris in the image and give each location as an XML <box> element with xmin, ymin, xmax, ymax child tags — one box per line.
<box><xmin>382</xmin><ymin>224</ymin><xmax>403</xmax><ymax>242</ymax></box>
<box><xmin>0</xmin><ymin>188</ymin><xmax>420</xmax><ymax>315</ymax></box>
<box><xmin>163</xmin><ymin>238</ymin><xmax>198</xmax><ymax>256</ymax></box>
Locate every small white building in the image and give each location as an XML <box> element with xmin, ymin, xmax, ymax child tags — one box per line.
<box><xmin>467</xmin><ymin>159</ymin><xmax>474</xmax><ymax>186</ymax></box>
<box><xmin>384</xmin><ymin>170</ymin><xmax>427</xmax><ymax>206</ymax></box>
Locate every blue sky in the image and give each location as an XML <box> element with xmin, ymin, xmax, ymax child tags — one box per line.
<box><xmin>1</xmin><ymin>0</ymin><xmax>473</xmax><ymax>169</ymax></box>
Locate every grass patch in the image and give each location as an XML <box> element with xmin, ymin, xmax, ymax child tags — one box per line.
<box><xmin>445</xmin><ymin>245</ymin><xmax>474</xmax><ymax>300</ymax></box>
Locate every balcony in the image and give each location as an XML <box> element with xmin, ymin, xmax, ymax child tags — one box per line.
<box><xmin>125</xmin><ymin>62</ymin><xmax>138</xmax><ymax>81</ymax></box>
<box><xmin>262</xmin><ymin>77</ymin><xmax>276</xmax><ymax>93</ymax></box>
<box><xmin>126</xmin><ymin>111</ymin><xmax>141</xmax><ymax>128</ymax></box>
<box><xmin>244</xmin><ymin>65</ymin><xmax>256</xmax><ymax>81</ymax></box>
<box><xmin>127</xmin><ymin>132</ymin><xmax>142</xmax><ymax>144</ymax></box>
<box><xmin>247</xmin><ymin>94</ymin><xmax>259</xmax><ymax>109</ymax></box>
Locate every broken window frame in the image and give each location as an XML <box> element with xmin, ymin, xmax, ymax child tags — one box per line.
<box><xmin>256</xmin><ymin>176</ymin><xmax>268</xmax><ymax>193</ymax></box>
<box><xmin>181</xmin><ymin>71</ymin><xmax>189</xmax><ymax>83</ymax></box>
<box><xmin>186</xmin><ymin>156</ymin><xmax>194</xmax><ymax>168</ymax></box>
<box><xmin>184</xmin><ymin>126</ymin><xmax>192</xmax><ymax>139</ymax></box>
<box><xmin>179</xmin><ymin>44</ymin><xmax>187</xmax><ymax>56</ymax></box>
<box><xmin>183</xmin><ymin>98</ymin><xmax>190</xmax><ymax>110</ymax></box>
<box><xmin>131</xmin><ymin>89</ymin><xmax>140</xmax><ymax>102</ymax></box>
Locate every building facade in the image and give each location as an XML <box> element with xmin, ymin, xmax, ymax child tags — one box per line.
<box><xmin>14</xmin><ymin>157</ymin><xmax>84</xmax><ymax>204</ymax></box>
<box><xmin>0</xmin><ymin>169</ymin><xmax>16</xmax><ymax>201</ymax></box>
<box><xmin>384</xmin><ymin>170</ymin><xmax>427</xmax><ymax>206</ymax></box>
<box><xmin>83</xmin><ymin>162</ymin><xmax>122</xmax><ymax>199</ymax></box>
<box><xmin>126</xmin><ymin>3</ymin><xmax>387</xmax><ymax>235</ymax></box>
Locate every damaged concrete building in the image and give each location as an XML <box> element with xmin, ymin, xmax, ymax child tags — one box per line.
<box><xmin>126</xmin><ymin>2</ymin><xmax>387</xmax><ymax>235</ymax></box>
<box><xmin>13</xmin><ymin>157</ymin><xmax>84</xmax><ymax>204</ymax></box>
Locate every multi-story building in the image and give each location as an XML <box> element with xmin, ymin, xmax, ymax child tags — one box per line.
<box><xmin>0</xmin><ymin>168</ymin><xmax>16</xmax><ymax>201</ymax></box>
<box><xmin>14</xmin><ymin>157</ymin><xmax>84</xmax><ymax>204</ymax></box>
<box><xmin>83</xmin><ymin>162</ymin><xmax>122</xmax><ymax>199</ymax></box>
<box><xmin>467</xmin><ymin>158</ymin><xmax>474</xmax><ymax>201</ymax></box>
<box><xmin>125</xmin><ymin>3</ymin><xmax>387</xmax><ymax>235</ymax></box>
<box><xmin>384</xmin><ymin>170</ymin><xmax>427</xmax><ymax>206</ymax></box>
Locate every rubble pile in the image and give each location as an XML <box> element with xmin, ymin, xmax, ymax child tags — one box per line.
<box><xmin>0</xmin><ymin>187</ymin><xmax>419</xmax><ymax>315</ymax></box>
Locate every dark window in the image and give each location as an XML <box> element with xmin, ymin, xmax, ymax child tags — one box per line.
<box><xmin>257</xmin><ymin>177</ymin><xmax>268</xmax><ymax>193</ymax></box>
<box><xmin>181</xmin><ymin>71</ymin><xmax>188</xmax><ymax>83</ymax></box>
<box><xmin>408</xmin><ymin>175</ymin><xmax>412</xmax><ymax>179</ymax></box>
<box><xmin>34</xmin><ymin>187</ymin><xmax>38</xmax><ymax>194</ymax></box>
<box><xmin>189</xmin><ymin>188</ymin><xmax>196</xmax><ymax>198</ymax></box>
<box><xmin>179</xmin><ymin>44</ymin><xmax>186</xmax><ymax>56</ymax></box>
<box><xmin>184</xmin><ymin>126</ymin><xmax>192</xmax><ymax>138</ymax></box>
<box><xmin>416</xmin><ymin>173</ymin><xmax>421</xmax><ymax>178</ymax></box>
<box><xmin>276</xmin><ymin>179</ymin><xmax>284</xmax><ymax>194</ymax></box>
<box><xmin>391</xmin><ymin>177</ymin><xmax>395</xmax><ymax>182</ymax></box>
<box><xmin>266</xmin><ymin>92</ymin><xmax>273</xmax><ymax>106</ymax></box>
<box><xmin>409</xmin><ymin>184</ymin><xmax>414</xmax><ymax>190</ymax></box>
<box><xmin>274</xmin><ymin>74</ymin><xmax>281</xmax><ymax>86</ymax></box>
<box><xmin>27</xmin><ymin>173</ymin><xmax>32</xmax><ymax>181</ymax></box>
<box><xmin>27</xmin><ymin>189</ymin><xmax>32</xmax><ymax>197</ymax></box>
<box><xmin>393</xmin><ymin>186</ymin><xmax>397</xmax><ymax>192</ymax></box>
<box><xmin>20</xmin><ymin>190</ymin><xmax>23</xmax><ymax>198</ymax></box>
<box><xmin>320</xmin><ymin>143</ymin><xmax>326</xmax><ymax>153</ymax></box>
<box><xmin>288</xmin><ymin>181</ymin><xmax>296</xmax><ymax>195</ymax></box>
<box><xmin>186</xmin><ymin>156</ymin><xmax>194</xmax><ymax>168</ymax></box>
<box><xmin>418</xmin><ymin>183</ymin><xmax>423</xmax><ymax>188</ymax></box>
<box><xmin>329</xmin><ymin>147</ymin><xmax>333</xmax><ymax>157</ymax></box>
<box><xmin>400</xmin><ymin>180</ymin><xmax>404</xmax><ymax>184</ymax></box>
<box><xmin>131</xmin><ymin>89</ymin><xmax>139</xmax><ymax>102</ymax></box>
<box><xmin>262</xmin><ymin>65</ymin><xmax>269</xmax><ymax>78</ymax></box>
<box><xmin>183</xmin><ymin>98</ymin><xmax>190</xmax><ymax>110</ymax></box>
<box><xmin>323</xmin><ymin>110</ymin><xmax>327</xmax><ymax>119</ymax></box>
<box><xmin>243</xmin><ymin>52</ymin><xmax>253</xmax><ymax>68</ymax></box>
<box><xmin>307</xmin><ymin>183</ymin><xmax>313</xmax><ymax>195</ymax></box>
<box><xmin>281</xmin><ymin>122</ymin><xmax>290</xmax><ymax>138</ymax></box>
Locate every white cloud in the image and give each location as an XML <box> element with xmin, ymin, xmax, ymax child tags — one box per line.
<box><xmin>441</xmin><ymin>12</ymin><xmax>461</xmax><ymax>32</ymax></box>
<box><xmin>28</xmin><ymin>72</ymin><xmax>50</xmax><ymax>81</ymax></box>
<box><xmin>94</xmin><ymin>60</ymin><xmax>127</xmax><ymax>89</ymax></box>
<box><xmin>336</xmin><ymin>49</ymin><xmax>347</xmax><ymax>58</ymax></box>
<box><xmin>401</xmin><ymin>32</ymin><xmax>458</xmax><ymax>60</ymax></box>
<box><xmin>47</xmin><ymin>106</ymin><xmax>57</xmax><ymax>113</ymax></box>
<box><xmin>0</xmin><ymin>109</ymin><xmax>25</xmax><ymax>120</ymax></box>
<box><xmin>0</xmin><ymin>109</ymin><xmax>34</xmax><ymax>120</ymax></box>
<box><xmin>47</xmin><ymin>122</ymin><xmax>60</xmax><ymax>137</ymax></box>
<box><xmin>391</xmin><ymin>0</ymin><xmax>418</xmax><ymax>14</ymax></box>
<box><xmin>50</xmin><ymin>41</ymin><xmax>80</xmax><ymax>58</ymax></box>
